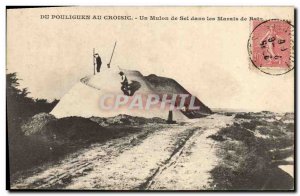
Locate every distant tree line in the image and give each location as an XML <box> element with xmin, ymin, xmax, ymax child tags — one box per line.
<box><xmin>7</xmin><ymin>72</ymin><xmax>59</xmax><ymax>142</ymax></box>
<box><xmin>7</xmin><ymin>73</ymin><xmax>60</xmax><ymax>175</ymax></box>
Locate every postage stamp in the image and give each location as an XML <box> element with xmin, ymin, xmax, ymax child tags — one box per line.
<box><xmin>248</xmin><ymin>19</ymin><xmax>294</xmax><ymax>75</ymax></box>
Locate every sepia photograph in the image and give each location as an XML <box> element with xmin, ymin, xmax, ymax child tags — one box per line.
<box><xmin>6</xmin><ymin>6</ymin><xmax>295</xmax><ymax>191</ymax></box>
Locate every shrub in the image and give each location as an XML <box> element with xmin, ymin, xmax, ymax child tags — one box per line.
<box><xmin>207</xmin><ymin>134</ymin><xmax>225</xmax><ymax>142</ymax></box>
<box><xmin>209</xmin><ymin>114</ymin><xmax>294</xmax><ymax>190</ymax></box>
<box><xmin>10</xmin><ymin>116</ymin><xmax>142</xmax><ymax>176</ymax></box>
<box><xmin>234</xmin><ymin>113</ymin><xmax>255</xmax><ymax>119</ymax></box>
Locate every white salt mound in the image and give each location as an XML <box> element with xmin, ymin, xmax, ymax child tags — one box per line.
<box><xmin>50</xmin><ymin>67</ymin><xmax>187</xmax><ymax>121</ymax></box>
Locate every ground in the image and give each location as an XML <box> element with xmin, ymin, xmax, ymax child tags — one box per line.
<box><xmin>10</xmin><ymin>113</ymin><xmax>294</xmax><ymax>190</ymax></box>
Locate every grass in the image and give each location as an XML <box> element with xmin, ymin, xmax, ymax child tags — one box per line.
<box><xmin>9</xmin><ymin>116</ymin><xmax>143</xmax><ymax>178</ymax></box>
<box><xmin>208</xmin><ymin>112</ymin><xmax>294</xmax><ymax>190</ymax></box>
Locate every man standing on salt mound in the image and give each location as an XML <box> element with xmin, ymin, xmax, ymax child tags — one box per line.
<box><xmin>94</xmin><ymin>53</ymin><xmax>102</xmax><ymax>73</ymax></box>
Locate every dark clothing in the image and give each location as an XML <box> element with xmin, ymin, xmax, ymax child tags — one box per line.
<box><xmin>119</xmin><ymin>76</ymin><xmax>141</xmax><ymax>97</ymax></box>
<box><xmin>121</xmin><ymin>85</ymin><xmax>130</xmax><ymax>96</ymax></box>
<box><xmin>95</xmin><ymin>56</ymin><xmax>102</xmax><ymax>72</ymax></box>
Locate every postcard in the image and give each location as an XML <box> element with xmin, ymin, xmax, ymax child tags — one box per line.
<box><xmin>6</xmin><ymin>6</ymin><xmax>295</xmax><ymax>191</ymax></box>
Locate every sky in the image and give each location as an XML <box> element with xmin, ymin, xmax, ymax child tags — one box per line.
<box><xmin>7</xmin><ymin>7</ymin><xmax>294</xmax><ymax>112</ymax></box>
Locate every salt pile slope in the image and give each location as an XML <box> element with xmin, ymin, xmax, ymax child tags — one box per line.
<box><xmin>50</xmin><ymin>68</ymin><xmax>188</xmax><ymax>121</ymax></box>
<box><xmin>145</xmin><ymin>74</ymin><xmax>212</xmax><ymax>118</ymax></box>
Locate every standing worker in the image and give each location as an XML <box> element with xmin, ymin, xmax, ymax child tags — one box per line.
<box><xmin>94</xmin><ymin>53</ymin><xmax>102</xmax><ymax>73</ymax></box>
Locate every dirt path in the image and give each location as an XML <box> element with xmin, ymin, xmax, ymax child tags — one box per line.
<box><xmin>12</xmin><ymin>114</ymin><xmax>233</xmax><ymax>190</ymax></box>
<box><xmin>147</xmin><ymin>115</ymin><xmax>232</xmax><ymax>190</ymax></box>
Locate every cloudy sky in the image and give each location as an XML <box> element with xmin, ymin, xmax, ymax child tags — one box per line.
<box><xmin>7</xmin><ymin>7</ymin><xmax>294</xmax><ymax>112</ymax></box>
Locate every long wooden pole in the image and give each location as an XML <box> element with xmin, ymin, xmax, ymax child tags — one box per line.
<box><xmin>107</xmin><ymin>41</ymin><xmax>117</xmax><ymax>68</ymax></box>
<box><xmin>93</xmin><ymin>48</ymin><xmax>95</xmax><ymax>75</ymax></box>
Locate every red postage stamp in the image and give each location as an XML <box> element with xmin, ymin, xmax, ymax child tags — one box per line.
<box><xmin>248</xmin><ymin>19</ymin><xmax>294</xmax><ymax>75</ymax></box>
